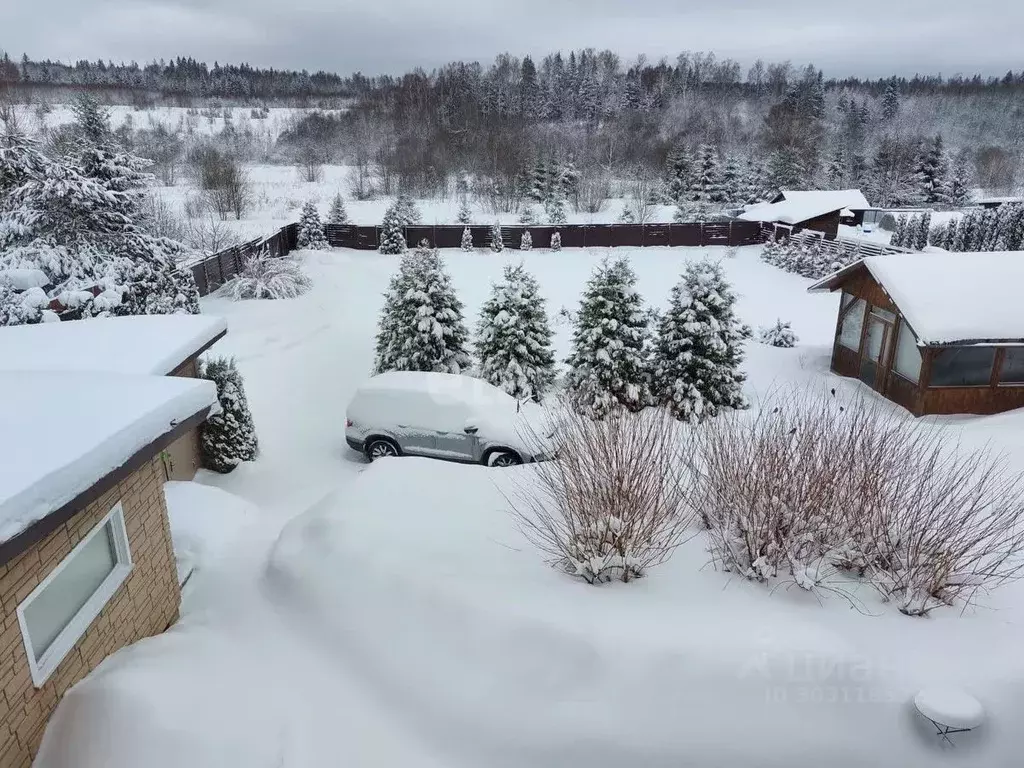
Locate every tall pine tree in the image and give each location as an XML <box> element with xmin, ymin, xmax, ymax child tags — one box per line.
<box><xmin>653</xmin><ymin>260</ymin><xmax>748</xmax><ymax>422</ymax></box>
<box><xmin>297</xmin><ymin>201</ymin><xmax>329</xmax><ymax>250</ymax></box>
<box><xmin>564</xmin><ymin>257</ymin><xmax>652</xmax><ymax>419</ymax></box>
<box><xmin>373</xmin><ymin>249</ymin><xmax>471</xmax><ymax>374</ymax></box>
<box><xmin>476</xmin><ymin>263</ymin><xmax>556</xmax><ymax>401</ymax></box>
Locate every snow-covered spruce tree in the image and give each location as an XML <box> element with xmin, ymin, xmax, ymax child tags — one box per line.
<box><xmin>947</xmin><ymin>156</ymin><xmax>973</xmax><ymax>208</ymax></box>
<box><xmin>758</xmin><ymin>319</ymin><xmax>798</xmax><ymax>348</ymax></box>
<box><xmin>0</xmin><ymin>95</ymin><xmax>199</xmax><ymax>321</ymax></box>
<box><xmin>327</xmin><ymin>193</ymin><xmax>348</xmax><ymax>225</ymax></box>
<box><xmin>476</xmin><ymin>263</ymin><xmax>556</xmax><ymax>400</ymax></box>
<box><xmin>550</xmin><ymin>231</ymin><xmax>562</xmax><ymax>251</ymax></box>
<box><xmin>546</xmin><ymin>195</ymin><xmax>567</xmax><ymax>225</ymax></box>
<box><xmin>520</xmin><ymin>229</ymin><xmax>533</xmax><ymax>251</ymax></box>
<box><xmin>618</xmin><ymin>206</ymin><xmax>636</xmax><ymax>223</ymax></box>
<box><xmin>297</xmin><ymin>201</ymin><xmax>329</xmax><ymax>250</ymax></box>
<box><xmin>457</xmin><ymin>196</ymin><xmax>472</xmax><ymax>225</ymax></box>
<box><xmin>914</xmin><ymin>211</ymin><xmax>932</xmax><ymax>250</ymax></box>
<box><xmin>720</xmin><ymin>155</ymin><xmax>744</xmax><ymax>203</ymax></box>
<box><xmin>689</xmin><ymin>144</ymin><xmax>724</xmax><ymax>203</ymax></box>
<box><xmin>393</xmin><ymin>193</ymin><xmax>421</xmax><ymax>226</ymax></box>
<box><xmin>373</xmin><ymin>248</ymin><xmax>472</xmax><ymax>374</ymax></box>
<box><xmin>517</xmin><ymin>206</ymin><xmax>537</xmax><ymax>225</ymax></box>
<box><xmin>564</xmin><ymin>257</ymin><xmax>652</xmax><ymax>419</ymax></box>
<box><xmin>892</xmin><ymin>215</ymin><xmax>909</xmax><ymax>248</ymax></box>
<box><xmin>653</xmin><ymin>260</ymin><xmax>748</xmax><ymax>422</ymax></box>
<box><xmin>461</xmin><ymin>226</ymin><xmax>473</xmax><ymax>251</ymax></box>
<box><xmin>199</xmin><ymin>356</ymin><xmax>259</xmax><ymax>474</ymax></box>
<box><xmin>378</xmin><ymin>205</ymin><xmax>407</xmax><ymax>254</ymax></box>
<box><xmin>489</xmin><ymin>221</ymin><xmax>505</xmax><ymax>252</ymax></box>
<box><xmin>665</xmin><ymin>145</ymin><xmax>692</xmax><ymax>204</ymax></box>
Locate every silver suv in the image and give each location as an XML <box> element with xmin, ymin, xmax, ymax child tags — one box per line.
<box><xmin>345</xmin><ymin>372</ymin><xmax>553</xmax><ymax>466</ymax></box>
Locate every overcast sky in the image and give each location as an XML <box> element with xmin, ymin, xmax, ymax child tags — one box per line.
<box><xmin>5</xmin><ymin>0</ymin><xmax>1021</xmax><ymax>79</ymax></box>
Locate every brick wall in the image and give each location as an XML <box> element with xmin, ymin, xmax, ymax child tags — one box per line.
<box><xmin>0</xmin><ymin>456</ymin><xmax>180</xmax><ymax>766</ymax></box>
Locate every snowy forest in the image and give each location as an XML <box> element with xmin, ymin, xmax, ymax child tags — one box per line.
<box><xmin>3</xmin><ymin>48</ymin><xmax>1024</xmax><ymax>211</ymax></box>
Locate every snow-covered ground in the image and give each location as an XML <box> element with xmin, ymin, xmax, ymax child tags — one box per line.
<box><xmin>34</xmin><ymin>246</ymin><xmax>1024</xmax><ymax>767</ymax></box>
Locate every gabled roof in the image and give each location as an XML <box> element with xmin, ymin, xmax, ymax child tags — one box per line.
<box><xmin>0</xmin><ymin>315</ymin><xmax>226</xmax><ymax>376</ymax></box>
<box><xmin>776</xmin><ymin>189</ymin><xmax>871</xmax><ymax>210</ymax></box>
<box><xmin>809</xmin><ymin>252</ymin><xmax>1024</xmax><ymax>346</ymax></box>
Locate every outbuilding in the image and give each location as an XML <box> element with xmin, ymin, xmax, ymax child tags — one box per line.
<box><xmin>740</xmin><ymin>189</ymin><xmax>871</xmax><ymax>239</ymax></box>
<box><xmin>809</xmin><ymin>252</ymin><xmax>1024</xmax><ymax>416</ymax></box>
<box><xmin>0</xmin><ymin>315</ymin><xmax>224</xmax><ymax>765</ymax></box>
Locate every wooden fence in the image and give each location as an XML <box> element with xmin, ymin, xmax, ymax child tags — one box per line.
<box><xmin>188</xmin><ymin>223</ymin><xmax>298</xmax><ymax>297</ymax></box>
<box><xmin>325</xmin><ymin>220</ymin><xmax>766</xmax><ymax>250</ymax></box>
<box><xmin>765</xmin><ymin>222</ymin><xmax>916</xmax><ymax>259</ymax></box>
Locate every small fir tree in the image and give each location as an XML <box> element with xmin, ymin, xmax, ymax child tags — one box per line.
<box><xmin>564</xmin><ymin>257</ymin><xmax>652</xmax><ymax>419</ymax></box>
<box><xmin>758</xmin><ymin>319</ymin><xmax>798</xmax><ymax>348</ymax></box>
<box><xmin>489</xmin><ymin>221</ymin><xmax>505</xmax><ymax>252</ymax></box>
<box><xmin>461</xmin><ymin>226</ymin><xmax>473</xmax><ymax>251</ymax></box>
<box><xmin>652</xmin><ymin>260</ymin><xmax>748</xmax><ymax>422</ymax></box>
<box><xmin>947</xmin><ymin>156</ymin><xmax>972</xmax><ymax>208</ymax></box>
<box><xmin>373</xmin><ymin>248</ymin><xmax>472</xmax><ymax>374</ymax></box>
<box><xmin>550</xmin><ymin>231</ymin><xmax>562</xmax><ymax>251</ymax></box>
<box><xmin>199</xmin><ymin>357</ymin><xmax>259</xmax><ymax>474</ymax></box>
<box><xmin>393</xmin><ymin>193</ymin><xmax>421</xmax><ymax>226</ymax></box>
<box><xmin>378</xmin><ymin>205</ymin><xmax>407</xmax><ymax>254</ymax></box>
<box><xmin>689</xmin><ymin>144</ymin><xmax>724</xmax><ymax>203</ymax></box>
<box><xmin>546</xmin><ymin>195</ymin><xmax>567</xmax><ymax>225</ymax></box>
<box><xmin>520</xmin><ymin>230</ymin><xmax>533</xmax><ymax>251</ymax></box>
<box><xmin>297</xmin><ymin>201</ymin><xmax>329</xmax><ymax>250</ymax></box>
<box><xmin>457</xmin><ymin>196</ymin><xmax>472</xmax><ymax>225</ymax></box>
<box><xmin>476</xmin><ymin>263</ymin><xmax>556</xmax><ymax>400</ymax></box>
<box><xmin>914</xmin><ymin>211</ymin><xmax>932</xmax><ymax>250</ymax></box>
<box><xmin>327</xmin><ymin>193</ymin><xmax>348</xmax><ymax>225</ymax></box>
<box><xmin>517</xmin><ymin>206</ymin><xmax>537</xmax><ymax>225</ymax></box>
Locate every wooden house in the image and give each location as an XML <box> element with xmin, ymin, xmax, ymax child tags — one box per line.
<box><xmin>809</xmin><ymin>253</ymin><xmax>1024</xmax><ymax>416</ymax></box>
<box><xmin>740</xmin><ymin>189</ymin><xmax>871</xmax><ymax>239</ymax></box>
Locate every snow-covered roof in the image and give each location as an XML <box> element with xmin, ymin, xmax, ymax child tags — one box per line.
<box><xmin>0</xmin><ymin>371</ymin><xmax>217</xmax><ymax>546</ymax></box>
<box><xmin>976</xmin><ymin>196</ymin><xmax>1024</xmax><ymax>205</ymax></box>
<box><xmin>778</xmin><ymin>189</ymin><xmax>871</xmax><ymax>210</ymax></box>
<box><xmin>808</xmin><ymin>252</ymin><xmax>1024</xmax><ymax>345</ymax></box>
<box><xmin>0</xmin><ymin>315</ymin><xmax>226</xmax><ymax>376</ymax></box>
<box><xmin>740</xmin><ymin>190</ymin><xmax>871</xmax><ymax>226</ymax></box>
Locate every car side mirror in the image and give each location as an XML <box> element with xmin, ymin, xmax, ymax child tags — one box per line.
<box><xmin>464</xmin><ymin>423</ymin><xmax>479</xmax><ymax>435</ymax></box>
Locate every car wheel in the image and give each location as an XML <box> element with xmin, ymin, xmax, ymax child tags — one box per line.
<box><xmin>366</xmin><ymin>439</ymin><xmax>399</xmax><ymax>461</ymax></box>
<box><xmin>489</xmin><ymin>451</ymin><xmax>522</xmax><ymax>467</ymax></box>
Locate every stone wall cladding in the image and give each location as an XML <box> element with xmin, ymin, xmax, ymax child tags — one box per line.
<box><xmin>0</xmin><ymin>455</ymin><xmax>180</xmax><ymax>766</ymax></box>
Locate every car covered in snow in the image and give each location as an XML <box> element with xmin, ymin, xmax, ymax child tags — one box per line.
<box><xmin>345</xmin><ymin>372</ymin><xmax>554</xmax><ymax>466</ymax></box>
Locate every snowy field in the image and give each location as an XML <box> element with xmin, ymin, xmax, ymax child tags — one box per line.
<box><xmin>35</xmin><ymin>246</ymin><xmax>1024</xmax><ymax>767</ymax></box>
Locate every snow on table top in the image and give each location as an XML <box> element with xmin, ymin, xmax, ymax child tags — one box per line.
<box><xmin>0</xmin><ymin>372</ymin><xmax>217</xmax><ymax>546</ymax></box>
<box><xmin>0</xmin><ymin>314</ymin><xmax>227</xmax><ymax>376</ymax></box>
<box><xmin>914</xmin><ymin>687</ymin><xmax>985</xmax><ymax>728</ymax></box>
<box><xmin>861</xmin><ymin>252</ymin><xmax>1024</xmax><ymax>344</ymax></box>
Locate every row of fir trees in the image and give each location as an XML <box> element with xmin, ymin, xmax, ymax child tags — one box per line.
<box><xmin>893</xmin><ymin>204</ymin><xmax>1024</xmax><ymax>252</ymax></box>
<box><xmin>373</xmin><ymin>243</ymin><xmax>748</xmax><ymax>421</ymax></box>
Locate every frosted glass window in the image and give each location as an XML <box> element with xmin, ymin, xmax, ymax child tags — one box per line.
<box><xmin>864</xmin><ymin>319</ymin><xmax>886</xmax><ymax>362</ymax></box>
<box><xmin>893</xmin><ymin>321</ymin><xmax>923</xmax><ymax>383</ymax></box>
<box><xmin>930</xmin><ymin>347</ymin><xmax>996</xmax><ymax>387</ymax></box>
<box><xmin>18</xmin><ymin>504</ymin><xmax>132</xmax><ymax>686</ymax></box>
<box><xmin>838</xmin><ymin>298</ymin><xmax>867</xmax><ymax>350</ymax></box>
<box><xmin>999</xmin><ymin>348</ymin><xmax>1024</xmax><ymax>385</ymax></box>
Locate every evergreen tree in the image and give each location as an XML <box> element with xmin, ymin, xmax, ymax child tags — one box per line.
<box><xmin>952</xmin><ymin>211</ymin><xmax>976</xmax><ymax>251</ymax></box>
<box><xmin>980</xmin><ymin>209</ymin><xmax>1000</xmax><ymax>251</ymax></box>
<box><xmin>520</xmin><ymin>229</ymin><xmax>533</xmax><ymax>250</ymax></box>
<box><xmin>545</xmin><ymin>195</ymin><xmax>567</xmax><ymax>225</ymax></box>
<box><xmin>297</xmin><ymin>201</ymin><xmax>329</xmax><ymax>250</ymax></box>
<box><xmin>689</xmin><ymin>144</ymin><xmax>724</xmax><ymax>203</ymax></box>
<box><xmin>882</xmin><ymin>79</ymin><xmax>900</xmax><ymax>121</ymax></box>
<box><xmin>652</xmin><ymin>260</ymin><xmax>748</xmax><ymax>422</ymax></box>
<box><xmin>393</xmin><ymin>193</ymin><xmax>421</xmax><ymax>226</ymax></box>
<box><xmin>720</xmin><ymin>155</ymin><xmax>744</xmax><ymax>203</ymax></box>
<box><xmin>947</xmin><ymin>155</ymin><xmax>973</xmax><ymax>207</ymax></box>
<box><xmin>943</xmin><ymin>218</ymin><xmax>961</xmax><ymax>250</ymax></box>
<box><xmin>327</xmin><ymin>193</ymin><xmax>348</xmax><ymax>225</ymax></box>
<box><xmin>550</xmin><ymin>231</ymin><xmax>562</xmax><ymax>251</ymax></box>
<box><xmin>824</xmin><ymin>145</ymin><xmax>847</xmax><ymax>189</ymax></box>
<box><xmin>914</xmin><ymin>211</ymin><xmax>932</xmax><ymax>250</ymax></box>
<box><xmin>742</xmin><ymin>156</ymin><xmax>768</xmax><ymax>203</ymax></box>
<box><xmin>457</xmin><ymin>196</ymin><xmax>472</xmax><ymax>225</ymax></box>
<box><xmin>564</xmin><ymin>257</ymin><xmax>652</xmax><ymax>419</ymax></box>
<box><xmin>916</xmin><ymin>136</ymin><xmax>950</xmax><ymax>205</ymax></box>
<box><xmin>461</xmin><ymin>226</ymin><xmax>473</xmax><ymax>251</ymax></box>
<box><xmin>489</xmin><ymin>221</ymin><xmax>505</xmax><ymax>252</ymax></box>
<box><xmin>530</xmin><ymin>156</ymin><xmax>549</xmax><ymax>202</ymax></box>
<box><xmin>765</xmin><ymin>150</ymin><xmax>805</xmax><ymax>196</ymax></box>
<box><xmin>758</xmin><ymin>319</ymin><xmax>798</xmax><ymax>348</ymax></box>
<box><xmin>373</xmin><ymin>248</ymin><xmax>472</xmax><ymax>374</ymax></box>
<box><xmin>378</xmin><ymin>205</ymin><xmax>407</xmax><ymax>254</ymax></box>
<box><xmin>476</xmin><ymin>263</ymin><xmax>556</xmax><ymax>401</ymax></box>
<box><xmin>517</xmin><ymin>205</ymin><xmax>537</xmax><ymax>225</ymax></box>
<box><xmin>199</xmin><ymin>357</ymin><xmax>259</xmax><ymax>474</ymax></box>
<box><xmin>665</xmin><ymin>145</ymin><xmax>693</xmax><ymax>204</ymax></box>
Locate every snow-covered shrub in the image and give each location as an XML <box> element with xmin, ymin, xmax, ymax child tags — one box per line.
<box><xmin>199</xmin><ymin>357</ymin><xmax>259</xmax><ymax>474</ymax></box>
<box><xmin>327</xmin><ymin>193</ymin><xmax>348</xmax><ymax>225</ymax></box>
<box><xmin>510</xmin><ymin>407</ymin><xmax>696</xmax><ymax>584</ymax></box>
<box><xmin>618</xmin><ymin>206</ymin><xmax>636</xmax><ymax>224</ymax></box>
<box><xmin>373</xmin><ymin>248</ymin><xmax>472</xmax><ymax>374</ymax></box>
<box><xmin>519</xmin><ymin>230</ymin><xmax>532</xmax><ymax>251</ymax></box>
<box><xmin>460</xmin><ymin>227</ymin><xmax>473</xmax><ymax>251</ymax></box>
<box><xmin>489</xmin><ymin>221</ymin><xmax>504</xmax><ymax>253</ymax></box>
<box><xmin>0</xmin><ymin>278</ymin><xmax>44</xmax><ymax>325</ymax></box>
<box><xmin>879</xmin><ymin>213</ymin><xmax>897</xmax><ymax>232</ymax></box>
<box><xmin>225</xmin><ymin>251</ymin><xmax>312</xmax><ymax>300</ymax></box>
<box><xmin>296</xmin><ymin>201</ymin><xmax>329</xmax><ymax>250</ymax></box>
<box><xmin>691</xmin><ymin>389</ymin><xmax>1024</xmax><ymax>613</ymax></box>
<box><xmin>758</xmin><ymin>319</ymin><xmax>798</xmax><ymax>348</ymax></box>
<box><xmin>378</xmin><ymin>205</ymin><xmax>406</xmax><ymax>254</ymax></box>
<box><xmin>652</xmin><ymin>260</ymin><xmax>747</xmax><ymax>422</ymax></box>
<box><xmin>476</xmin><ymin>263</ymin><xmax>555</xmax><ymax>401</ymax></box>
<box><xmin>550</xmin><ymin>231</ymin><xmax>561</xmax><ymax>251</ymax></box>
<box><xmin>565</xmin><ymin>257</ymin><xmax>652</xmax><ymax>419</ymax></box>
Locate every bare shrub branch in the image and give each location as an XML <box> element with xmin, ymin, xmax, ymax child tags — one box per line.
<box><xmin>224</xmin><ymin>251</ymin><xmax>312</xmax><ymax>300</ymax></box>
<box><xmin>690</xmin><ymin>388</ymin><xmax>1024</xmax><ymax>615</ymax></box>
<box><xmin>508</xmin><ymin>405</ymin><xmax>696</xmax><ymax>584</ymax></box>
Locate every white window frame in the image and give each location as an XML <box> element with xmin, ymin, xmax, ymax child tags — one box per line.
<box><xmin>16</xmin><ymin>502</ymin><xmax>133</xmax><ymax>687</ymax></box>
